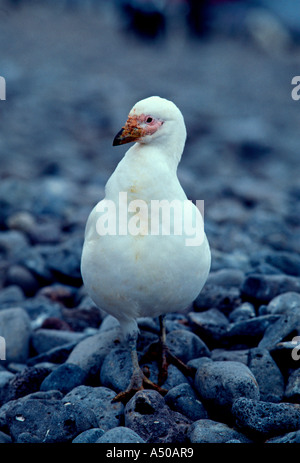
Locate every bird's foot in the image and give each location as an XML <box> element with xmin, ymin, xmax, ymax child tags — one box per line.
<box><xmin>141</xmin><ymin>340</ymin><xmax>196</xmax><ymax>385</ymax></box>
<box><xmin>112</xmin><ymin>367</ymin><xmax>168</xmax><ymax>405</ymax></box>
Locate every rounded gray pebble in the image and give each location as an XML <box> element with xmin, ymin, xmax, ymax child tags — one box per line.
<box><xmin>195</xmin><ymin>360</ymin><xmax>260</xmax><ymax>418</ymax></box>
<box><xmin>165</xmin><ymin>383</ymin><xmax>207</xmax><ymax>421</ymax></box>
<box><xmin>96</xmin><ymin>426</ymin><xmax>145</xmax><ymax>443</ymax></box>
<box><xmin>72</xmin><ymin>428</ymin><xmax>105</xmax><ymax>443</ymax></box>
<box><xmin>232</xmin><ymin>397</ymin><xmax>300</xmax><ymax>438</ymax></box>
<box><xmin>188</xmin><ymin>419</ymin><xmax>251</xmax><ymax>443</ymax></box>
<box><xmin>40</xmin><ymin>363</ymin><xmax>87</xmax><ymax>394</ymax></box>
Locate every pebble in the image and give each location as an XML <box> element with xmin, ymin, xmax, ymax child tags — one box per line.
<box><xmin>264</xmin><ymin>251</ymin><xmax>300</xmax><ymax>277</ymax></box>
<box><xmin>124</xmin><ymin>390</ymin><xmax>191</xmax><ymax>443</ymax></box>
<box><xmin>0</xmin><ymin>366</ymin><xmax>52</xmax><ymax>406</ymax></box>
<box><xmin>223</xmin><ymin>315</ymin><xmax>280</xmax><ymax>348</ymax></box>
<box><xmin>62</xmin><ymin>303</ymin><xmax>103</xmax><ymax>332</ymax></box>
<box><xmin>16</xmin><ymin>246</ymin><xmax>53</xmax><ymax>283</ymax></box>
<box><xmin>206</xmin><ymin>268</ymin><xmax>245</xmax><ymax>287</ymax></box>
<box><xmin>40</xmin><ymin>363</ymin><xmax>87</xmax><ymax>394</ymax></box>
<box><xmin>228</xmin><ymin>302</ymin><xmax>256</xmax><ymax>323</ymax></box>
<box><xmin>27</xmin><ymin>341</ymin><xmax>79</xmax><ymax>367</ymax></box>
<box><xmin>96</xmin><ymin>426</ymin><xmax>145</xmax><ymax>443</ymax></box>
<box><xmin>194</xmin><ymin>284</ymin><xmax>241</xmax><ymax>315</ymax></box>
<box><xmin>194</xmin><ymin>361</ymin><xmax>260</xmax><ymax>419</ymax></box>
<box><xmin>66</xmin><ymin>327</ymin><xmax>123</xmax><ymax>378</ymax></box>
<box><xmin>160</xmin><ymin>364</ymin><xmax>190</xmax><ymax>390</ymax></box>
<box><xmin>232</xmin><ymin>398</ymin><xmax>300</xmax><ymax>439</ymax></box>
<box><xmin>0</xmin><ymin>230</ymin><xmax>29</xmax><ymax>260</ymax></box>
<box><xmin>6</xmin><ymin>397</ymin><xmax>97</xmax><ymax>443</ymax></box>
<box><xmin>0</xmin><ymin>307</ymin><xmax>32</xmax><ymax>365</ymax></box>
<box><xmin>0</xmin><ymin>285</ymin><xmax>24</xmax><ymax>307</ymax></box>
<box><xmin>210</xmin><ymin>349</ymin><xmax>249</xmax><ymax>364</ymax></box>
<box><xmin>264</xmin><ymin>292</ymin><xmax>300</xmax><ymax>316</ymax></box>
<box><xmin>5</xmin><ymin>265</ymin><xmax>40</xmax><ymax>296</ymax></box>
<box><xmin>241</xmin><ymin>274</ymin><xmax>300</xmax><ymax>304</ymax></box>
<box><xmin>188</xmin><ymin>419</ymin><xmax>252</xmax><ymax>443</ymax></box>
<box><xmin>164</xmin><ymin>383</ymin><xmax>208</xmax><ymax>421</ymax></box>
<box><xmin>62</xmin><ymin>386</ymin><xmax>124</xmax><ymax>431</ymax></box>
<box><xmin>258</xmin><ymin>312</ymin><xmax>300</xmax><ymax>350</ymax></box>
<box><xmin>100</xmin><ymin>347</ymin><xmax>133</xmax><ymax>393</ymax></box>
<box><xmin>266</xmin><ymin>430</ymin><xmax>300</xmax><ymax>444</ymax></box>
<box><xmin>31</xmin><ymin>328</ymin><xmax>86</xmax><ymax>355</ymax></box>
<box><xmin>0</xmin><ymin>430</ymin><xmax>12</xmax><ymax>443</ymax></box>
<box><xmin>19</xmin><ymin>295</ymin><xmax>63</xmax><ymax>327</ymax></box>
<box><xmin>247</xmin><ymin>347</ymin><xmax>284</xmax><ymax>402</ymax></box>
<box><xmin>188</xmin><ymin>309</ymin><xmax>229</xmax><ymax>346</ymax></box>
<box><xmin>44</xmin><ymin>236</ymin><xmax>83</xmax><ymax>284</ymax></box>
<box><xmin>285</xmin><ymin>369</ymin><xmax>300</xmax><ymax>403</ymax></box>
<box><xmin>166</xmin><ymin>329</ymin><xmax>210</xmax><ymax>363</ymax></box>
<box><xmin>72</xmin><ymin>428</ymin><xmax>105</xmax><ymax>443</ymax></box>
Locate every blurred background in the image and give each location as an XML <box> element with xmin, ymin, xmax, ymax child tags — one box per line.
<box><xmin>0</xmin><ymin>0</ymin><xmax>300</xmax><ymax>293</ymax></box>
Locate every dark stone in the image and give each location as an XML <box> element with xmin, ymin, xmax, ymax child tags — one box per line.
<box><xmin>0</xmin><ymin>285</ymin><xmax>24</xmax><ymax>307</ymax></box>
<box><xmin>285</xmin><ymin>369</ymin><xmax>300</xmax><ymax>403</ymax></box>
<box><xmin>16</xmin><ymin>246</ymin><xmax>53</xmax><ymax>283</ymax></box>
<box><xmin>31</xmin><ymin>328</ymin><xmax>86</xmax><ymax>355</ymax></box>
<box><xmin>100</xmin><ymin>347</ymin><xmax>133</xmax><ymax>393</ymax></box>
<box><xmin>96</xmin><ymin>426</ymin><xmax>145</xmax><ymax>443</ymax></box>
<box><xmin>62</xmin><ymin>304</ymin><xmax>103</xmax><ymax>332</ymax></box>
<box><xmin>124</xmin><ymin>390</ymin><xmax>191</xmax><ymax>443</ymax></box>
<box><xmin>166</xmin><ymin>329</ymin><xmax>210</xmax><ymax>363</ymax></box>
<box><xmin>228</xmin><ymin>302</ymin><xmax>256</xmax><ymax>323</ymax></box>
<box><xmin>5</xmin><ymin>265</ymin><xmax>39</xmax><ymax>296</ymax></box>
<box><xmin>63</xmin><ymin>386</ymin><xmax>124</xmax><ymax>431</ymax></box>
<box><xmin>0</xmin><ymin>307</ymin><xmax>32</xmax><ymax>365</ymax></box>
<box><xmin>258</xmin><ymin>312</ymin><xmax>300</xmax><ymax>350</ymax></box>
<box><xmin>0</xmin><ymin>430</ymin><xmax>12</xmax><ymax>443</ymax></box>
<box><xmin>194</xmin><ymin>284</ymin><xmax>241</xmax><ymax>315</ymax></box>
<box><xmin>210</xmin><ymin>349</ymin><xmax>249</xmax><ymax>364</ymax></box>
<box><xmin>0</xmin><ymin>366</ymin><xmax>52</xmax><ymax>406</ymax></box>
<box><xmin>40</xmin><ymin>363</ymin><xmax>87</xmax><ymax>394</ymax></box>
<box><xmin>247</xmin><ymin>347</ymin><xmax>284</xmax><ymax>402</ymax></box>
<box><xmin>265</xmin><ymin>251</ymin><xmax>300</xmax><ymax>277</ymax></box>
<box><xmin>27</xmin><ymin>341</ymin><xmax>78</xmax><ymax>367</ymax></box>
<box><xmin>188</xmin><ymin>309</ymin><xmax>229</xmax><ymax>347</ymax></box>
<box><xmin>38</xmin><ymin>283</ymin><xmax>77</xmax><ymax>307</ymax></box>
<box><xmin>44</xmin><ymin>236</ymin><xmax>83</xmax><ymax>285</ymax></box>
<box><xmin>6</xmin><ymin>397</ymin><xmax>97</xmax><ymax>443</ymax></box>
<box><xmin>232</xmin><ymin>398</ymin><xmax>300</xmax><ymax>439</ymax></box>
<box><xmin>19</xmin><ymin>295</ymin><xmax>62</xmax><ymax>325</ymax></box>
<box><xmin>194</xmin><ymin>361</ymin><xmax>260</xmax><ymax>419</ymax></box>
<box><xmin>72</xmin><ymin>428</ymin><xmax>105</xmax><ymax>443</ymax></box>
<box><xmin>265</xmin><ymin>292</ymin><xmax>300</xmax><ymax>316</ymax></box>
<box><xmin>0</xmin><ymin>230</ymin><xmax>29</xmax><ymax>261</ymax></box>
<box><xmin>41</xmin><ymin>317</ymin><xmax>73</xmax><ymax>331</ymax></box>
<box><xmin>188</xmin><ymin>419</ymin><xmax>252</xmax><ymax>443</ymax></box>
<box><xmin>223</xmin><ymin>315</ymin><xmax>280</xmax><ymax>348</ymax></box>
<box><xmin>266</xmin><ymin>430</ymin><xmax>300</xmax><ymax>443</ymax></box>
<box><xmin>241</xmin><ymin>274</ymin><xmax>300</xmax><ymax>304</ymax></box>
<box><xmin>270</xmin><ymin>340</ymin><xmax>300</xmax><ymax>375</ymax></box>
<box><xmin>206</xmin><ymin>268</ymin><xmax>245</xmax><ymax>287</ymax></box>
<box><xmin>165</xmin><ymin>383</ymin><xmax>208</xmax><ymax>421</ymax></box>
<box><xmin>66</xmin><ymin>327</ymin><xmax>123</xmax><ymax>378</ymax></box>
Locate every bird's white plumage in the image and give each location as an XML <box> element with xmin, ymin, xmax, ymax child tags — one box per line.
<box><xmin>81</xmin><ymin>96</ymin><xmax>211</xmax><ymax>339</ymax></box>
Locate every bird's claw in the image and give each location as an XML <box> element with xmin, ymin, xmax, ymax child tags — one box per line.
<box><xmin>112</xmin><ymin>369</ymin><xmax>168</xmax><ymax>405</ymax></box>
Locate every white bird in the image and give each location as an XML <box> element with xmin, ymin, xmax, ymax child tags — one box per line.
<box><xmin>81</xmin><ymin>96</ymin><xmax>211</xmax><ymax>402</ymax></box>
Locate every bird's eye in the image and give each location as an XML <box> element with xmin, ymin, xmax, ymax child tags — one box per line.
<box><xmin>146</xmin><ymin>117</ymin><xmax>153</xmax><ymax>124</ymax></box>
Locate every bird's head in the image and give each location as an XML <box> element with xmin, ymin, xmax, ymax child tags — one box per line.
<box><xmin>113</xmin><ymin>96</ymin><xmax>186</xmax><ymax>148</ymax></box>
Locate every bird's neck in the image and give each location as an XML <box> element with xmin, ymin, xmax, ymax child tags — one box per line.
<box><xmin>105</xmin><ymin>141</ymin><xmax>185</xmax><ymax>202</ymax></box>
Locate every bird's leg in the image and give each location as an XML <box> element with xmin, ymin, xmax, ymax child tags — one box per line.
<box><xmin>158</xmin><ymin>315</ymin><xmax>196</xmax><ymax>383</ymax></box>
<box><xmin>112</xmin><ymin>331</ymin><xmax>167</xmax><ymax>404</ymax></box>
<box><xmin>141</xmin><ymin>315</ymin><xmax>196</xmax><ymax>386</ymax></box>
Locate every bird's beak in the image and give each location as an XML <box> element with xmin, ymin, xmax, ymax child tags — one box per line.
<box><xmin>113</xmin><ymin>115</ymin><xmax>144</xmax><ymax>146</ymax></box>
